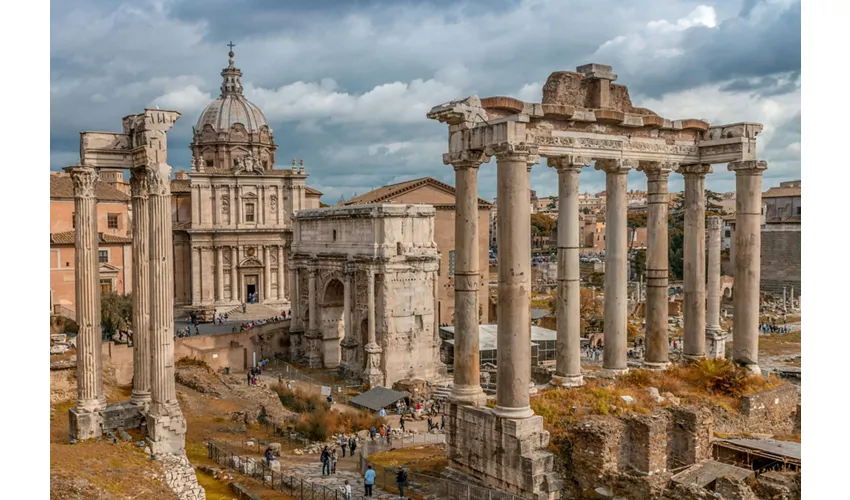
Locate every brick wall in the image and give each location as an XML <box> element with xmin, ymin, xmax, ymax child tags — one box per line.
<box><xmin>760</xmin><ymin>227</ymin><xmax>801</xmax><ymax>294</ymax></box>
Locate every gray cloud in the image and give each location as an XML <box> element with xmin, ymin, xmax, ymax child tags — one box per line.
<box><xmin>50</xmin><ymin>0</ymin><xmax>800</xmax><ymax>202</ymax></box>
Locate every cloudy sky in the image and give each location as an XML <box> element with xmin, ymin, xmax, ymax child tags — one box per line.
<box><xmin>50</xmin><ymin>0</ymin><xmax>800</xmax><ymax>203</ymax></box>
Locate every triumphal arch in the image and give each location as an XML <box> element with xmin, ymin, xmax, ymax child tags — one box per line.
<box><xmin>428</xmin><ymin>64</ymin><xmax>766</xmax><ymax>499</ymax></box>
<box><xmin>288</xmin><ymin>204</ymin><xmax>441</xmax><ymax>387</ymax></box>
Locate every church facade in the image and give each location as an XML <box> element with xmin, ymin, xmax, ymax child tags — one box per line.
<box><xmin>171</xmin><ymin>49</ymin><xmax>322</xmax><ymax>307</ymax></box>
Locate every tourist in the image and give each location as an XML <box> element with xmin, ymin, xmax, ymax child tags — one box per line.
<box><xmin>247</xmin><ymin>372</ymin><xmax>252</xmax><ymax>386</ymax></box>
<box><xmin>327</xmin><ymin>394</ymin><xmax>334</xmax><ymax>406</ymax></box>
<box><xmin>331</xmin><ymin>448</ymin><xmax>338</xmax><ymax>474</ymax></box>
<box><xmin>286</xmin><ymin>380</ymin><xmax>292</xmax><ymax>391</ymax></box>
<box><xmin>321</xmin><ymin>446</ymin><xmax>331</xmax><ymax>476</ymax></box>
<box><xmin>399</xmin><ymin>415</ymin><xmax>405</xmax><ymax>433</ymax></box>
<box><xmin>427</xmin><ymin>416</ymin><xmax>433</xmax><ymax>430</ymax></box>
<box><xmin>396</xmin><ymin>467</ymin><xmax>408</xmax><ymax>498</ymax></box>
<box><xmin>194</xmin><ymin>324</ymin><xmax>200</xmax><ymax>336</ymax></box>
<box><xmin>440</xmin><ymin>414</ymin><xmax>445</xmax><ymax>431</ymax></box>
<box><xmin>242</xmin><ymin>302</ymin><xmax>247</xmax><ymax>314</ymax></box>
<box><xmin>379</xmin><ymin>407</ymin><xmax>387</xmax><ymax>417</ymax></box>
<box><xmin>265</xmin><ymin>447</ymin><xmax>275</xmax><ymax>464</ymax></box>
<box><xmin>371</xmin><ymin>426</ymin><xmax>377</xmax><ymax>440</ymax></box>
<box><xmin>386</xmin><ymin>427</ymin><xmax>392</xmax><ymax>446</ymax></box>
<box><xmin>349</xmin><ymin>436</ymin><xmax>356</xmax><ymax>456</ymax></box>
<box><xmin>341</xmin><ymin>480</ymin><xmax>352</xmax><ymax>500</ymax></box>
<box><xmin>340</xmin><ymin>435</ymin><xmax>347</xmax><ymax>457</ymax></box>
<box><xmin>364</xmin><ymin>465</ymin><xmax>376</xmax><ymax>497</ymax></box>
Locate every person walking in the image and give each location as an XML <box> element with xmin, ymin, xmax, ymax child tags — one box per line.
<box><xmin>396</xmin><ymin>467</ymin><xmax>408</xmax><ymax>498</ymax></box>
<box><xmin>340</xmin><ymin>480</ymin><xmax>352</xmax><ymax>500</ymax></box>
<box><xmin>364</xmin><ymin>465</ymin><xmax>376</xmax><ymax>497</ymax></box>
<box><xmin>340</xmin><ymin>435</ymin><xmax>347</xmax><ymax>457</ymax></box>
<box><xmin>349</xmin><ymin>436</ymin><xmax>356</xmax><ymax>457</ymax></box>
<box><xmin>321</xmin><ymin>446</ymin><xmax>330</xmax><ymax>476</ymax></box>
<box><xmin>242</xmin><ymin>302</ymin><xmax>247</xmax><ymax>314</ymax></box>
<box><xmin>247</xmin><ymin>371</ymin><xmax>252</xmax><ymax>386</ymax></box>
<box><xmin>331</xmin><ymin>448</ymin><xmax>338</xmax><ymax>474</ymax></box>
<box><xmin>440</xmin><ymin>414</ymin><xmax>445</xmax><ymax>431</ymax></box>
<box><xmin>399</xmin><ymin>415</ymin><xmax>405</xmax><ymax>433</ymax></box>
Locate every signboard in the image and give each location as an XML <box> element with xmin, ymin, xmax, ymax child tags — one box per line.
<box><xmin>321</xmin><ymin>386</ymin><xmax>331</xmax><ymax>396</ymax></box>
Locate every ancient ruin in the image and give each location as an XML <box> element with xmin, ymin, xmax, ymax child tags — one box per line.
<box><xmin>428</xmin><ymin>63</ymin><xmax>767</xmax><ymax>499</ymax></box>
<box><xmin>288</xmin><ymin>204</ymin><xmax>441</xmax><ymax>387</ymax></box>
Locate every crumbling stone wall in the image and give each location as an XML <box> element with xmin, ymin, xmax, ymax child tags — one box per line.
<box><xmin>740</xmin><ymin>384</ymin><xmax>800</xmax><ymax>432</ymax></box>
<box><xmin>626</xmin><ymin>414</ymin><xmax>668</xmax><ymax>475</ymax></box>
<box><xmin>666</xmin><ymin>406</ymin><xmax>713</xmax><ymax>470</ymax></box>
<box><xmin>760</xmin><ymin>228</ymin><xmax>801</xmax><ymax>294</ymax></box>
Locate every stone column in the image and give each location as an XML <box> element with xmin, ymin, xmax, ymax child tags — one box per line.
<box><xmin>548</xmin><ymin>155</ymin><xmax>590</xmax><ymax>387</ymax></box>
<box><xmin>191</xmin><ymin>246</ymin><xmax>201</xmax><ymax>305</ymax></box>
<box><xmin>638</xmin><ymin>162</ymin><xmax>673</xmax><ymax>369</ymax></box>
<box><xmin>129</xmin><ymin>169</ymin><xmax>151</xmax><ymax>407</ymax></box>
<box><xmin>706</xmin><ymin>216</ymin><xmax>726</xmax><ymax>359</ymax></box>
<box><xmin>289</xmin><ymin>266</ymin><xmax>303</xmax><ymax>362</ymax></box>
<box><xmin>782</xmin><ymin>287</ymin><xmax>787</xmax><ymax>313</ymax></box>
<box><xmin>263</xmin><ymin>246</ymin><xmax>272</xmax><ymax>303</ymax></box>
<box><xmin>340</xmin><ymin>263</ymin><xmax>356</xmax><ymax>370</ymax></box>
<box><xmin>364</xmin><ymin>266</ymin><xmax>384</xmax><ymax>386</ymax></box>
<box><xmin>790</xmin><ymin>287</ymin><xmax>795</xmax><ymax>308</ymax></box>
<box><xmin>678</xmin><ymin>164</ymin><xmax>712</xmax><ymax>359</ymax></box>
<box><xmin>305</xmin><ymin>264</ymin><xmax>322</xmax><ymax>367</ymax></box>
<box><xmin>230</xmin><ymin>246</ymin><xmax>239</xmax><ymax>302</ymax></box>
<box><xmin>215</xmin><ymin>246</ymin><xmax>224</xmax><ymax>302</ymax></box>
<box><xmin>276</xmin><ymin>246</ymin><xmax>285</xmax><ymax>301</ymax></box>
<box><xmin>729</xmin><ymin>160</ymin><xmax>768</xmax><ymax>374</ymax></box>
<box><xmin>488</xmin><ymin>142</ymin><xmax>539</xmax><ymax>419</ymax></box>
<box><xmin>446</xmin><ymin>150</ymin><xmax>488</xmax><ymax>405</ymax></box>
<box><xmin>595</xmin><ymin>158</ymin><xmax>635</xmax><ymax>375</ymax></box>
<box><xmin>145</xmin><ymin>161</ymin><xmax>186</xmax><ymax>454</ymax></box>
<box><xmin>68</xmin><ymin>166</ymin><xmax>106</xmax><ymax>440</ymax></box>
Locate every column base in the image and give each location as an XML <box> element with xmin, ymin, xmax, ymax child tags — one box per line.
<box><xmin>450</xmin><ymin>384</ymin><xmax>488</xmax><ymax>406</ymax></box>
<box><xmin>642</xmin><ymin>361</ymin><xmax>670</xmax><ymax>371</ymax></box>
<box><xmin>147</xmin><ymin>409</ymin><xmax>187</xmax><ymax>456</ymax></box>
<box><xmin>705</xmin><ymin>328</ymin><xmax>728</xmax><ymax>360</ymax></box>
<box><xmin>130</xmin><ymin>391</ymin><xmax>152</xmax><ymax>411</ymax></box>
<box><xmin>491</xmin><ymin>405</ymin><xmax>535</xmax><ymax>419</ymax></box>
<box><xmin>738</xmin><ymin>363</ymin><xmax>762</xmax><ymax>376</ymax></box>
<box><xmin>446</xmin><ymin>403</ymin><xmax>560</xmax><ymax>499</ymax></box>
<box><xmin>304</xmin><ymin>329</ymin><xmax>323</xmax><ymax>368</ymax></box>
<box><xmin>550</xmin><ymin>374</ymin><xmax>585</xmax><ymax>388</ymax></box>
<box><xmin>69</xmin><ymin>407</ymin><xmax>103</xmax><ymax>441</ymax></box>
<box><xmin>364</xmin><ymin>343</ymin><xmax>384</xmax><ymax>387</ymax></box>
<box><xmin>598</xmin><ymin>367</ymin><xmax>630</xmax><ymax>378</ymax></box>
<box><xmin>682</xmin><ymin>353</ymin><xmax>707</xmax><ymax>364</ymax></box>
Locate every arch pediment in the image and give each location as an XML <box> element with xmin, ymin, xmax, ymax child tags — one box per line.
<box><xmin>239</xmin><ymin>257</ymin><xmax>264</xmax><ymax>268</ymax></box>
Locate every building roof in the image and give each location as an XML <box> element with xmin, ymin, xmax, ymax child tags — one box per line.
<box><xmin>671</xmin><ymin>460</ymin><xmax>753</xmax><ymax>488</ymax></box>
<box><xmin>763</xmin><ymin>186</ymin><xmax>801</xmax><ymax>198</ymax></box>
<box><xmin>342</xmin><ymin>177</ymin><xmax>491</xmax><ymax>207</ymax></box>
<box><xmin>50</xmin><ymin>174</ymin><xmax>130</xmax><ymax>202</ymax></box>
<box><xmin>305</xmin><ymin>186</ymin><xmax>323</xmax><ymax>196</ymax></box>
<box><xmin>195</xmin><ymin>51</ymin><xmax>269</xmax><ymax>135</ymax></box>
<box><xmin>441</xmin><ymin>324</ymin><xmax>553</xmax><ymax>351</ymax></box>
<box><xmin>714</xmin><ymin>438</ymin><xmax>801</xmax><ymax>461</ymax></box>
<box><xmin>50</xmin><ymin>231</ymin><xmax>132</xmax><ymax>245</ymax></box>
<box><xmin>171</xmin><ymin>179</ymin><xmax>191</xmax><ymax>193</ymax></box>
<box><xmin>348</xmin><ymin>387</ymin><xmax>409</xmax><ymax>412</ymax></box>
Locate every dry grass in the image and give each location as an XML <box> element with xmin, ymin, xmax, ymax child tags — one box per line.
<box><xmin>367</xmin><ymin>444</ymin><xmax>448</xmax><ymax>474</ymax></box>
<box><xmin>532</xmin><ymin>359</ymin><xmax>784</xmax><ymax>442</ymax></box>
<box><xmin>759</xmin><ymin>330</ymin><xmax>802</xmax><ymax>357</ymax></box>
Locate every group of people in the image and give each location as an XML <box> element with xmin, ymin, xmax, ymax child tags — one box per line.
<box><xmin>761</xmin><ymin>321</ymin><xmax>792</xmax><ymax>334</ymax></box>
<box><xmin>246</xmin><ymin>361</ymin><xmax>269</xmax><ymax>386</ymax></box>
<box><xmin>232</xmin><ymin>315</ymin><xmax>287</xmax><ymax>333</ymax></box>
<box><xmin>584</xmin><ymin>345</ymin><xmax>603</xmax><ymax>361</ymax></box>
<box><xmin>425</xmin><ymin>414</ymin><xmax>445</xmax><ymax>432</ymax></box>
<box><xmin>360</xmin><ymin>464</ymin><xmax>409</xmax><ymax>498</ymax></box>
<box><xmin>319</xmin><ymin>445</ymin><xmax>339</xmax><ymax>475</ymax></box>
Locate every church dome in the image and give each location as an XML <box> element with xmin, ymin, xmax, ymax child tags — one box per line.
<box><xmin>195</xmin><ymin>49</ymin><xmax>270</xmax><ymax>134</ymax></box>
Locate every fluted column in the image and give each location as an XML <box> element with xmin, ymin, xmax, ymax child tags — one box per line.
<box><xmin>638</xmin><ymin>162</ymin><xmax>673</xmax><ymax>369</ymax></box>
<box><xmin>146</xmin><ymin>161</ymin><xmax>186</xmax><ymax>455</ymax></box>
<box><xmin>215</xmin><ymin>246</ymin><xmax>225</xmax><ymax>302</ymax></box>
<box><xmin>445</xmin><ymin>150</ymin><xmax>488</xmax><ymax>405</ymax></box>
<box><xmin>69</xmin><ymin>166</ymin><xmax>107</xmax><ymax>416</ymax></box>
<box><xmin>343</xmin><ymin>265</ymin><xmax>353</xmax><ymax>343</ymax></box>
<box><xmin>129</xmin><ymin>168</ymin><xmax>151</xmax><ymax>406</ymax></box>
<box><xmin>729</xmin><ymin>160</ymin><xmax>768</xmax><ymax>374</ymax></box>
<box><xmin>263</xmin><ymin>245</ymin><xmax>272</xmax><ymax>303</ymax></box>
<box><xmin>364</xmin><ymin>266</ymin><xmax>384</xmax><ymax>386</ymax></box>
<box><xmin>276</xmin><ymin>245</ymin><xmax>285</xmax><ymax>301</ymax></box>
<box><xmin>230</xmin><ymin>246</ymin><xmax>239</xmax><ymax>302</ymax></box>
<box><xmin>548</xmin><ymin>155</ymin><xmax>590</xmax><ymax>387</ymax></box>
<box><xmin>595</xmin><ymin>158</ymin><xmax>635</xmax><ymax>375</ymax></box>
<box><xmin>706</xmin><ymin>216</ymin><xmax>725</xmax><ymax>359</ymax></box>
<box><xmin>305</xmin><ymin>264</ymin><xmax>322</xmax><ymax>367</ymax></box>
<box><xmin>678</xmin><ymin>164</ymin><xmax>711</xmax><ymax>359</ymax></box>
<box><xmin>488</xmin><ymin>142</ymin><xmax>539</xmax><ymax>419</ymax></box>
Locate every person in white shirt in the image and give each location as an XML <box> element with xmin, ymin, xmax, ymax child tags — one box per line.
<box><xmin>341</xmin><ymin>479</ymin><xmax>352</xmax><ymax>500</ymax></box>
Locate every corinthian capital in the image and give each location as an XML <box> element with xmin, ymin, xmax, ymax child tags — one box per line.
<box><xmin>443</xmin><ymin>150</ymin><xmax>489</xmax><ymax>169</ymax></box>
<box><xmin>68</xmin><ymin>166</ymin><xmax>98</xmax><ymax>199</ymax></box>
<box><xmin>145</xmin><ymin>161</ymin><xmax>172</xmax><ymax>196</ymax></box>
<box><xmin>707</xmin><ymin>216</ymin><xmax>721</xmax><ymax>230</ymax></box>
<box><xmin>728</xmin><ymin>160</ymin><xmax>768</xmax><ymax>175</ymax></box>
<box><xmin>594</xmin><ymin>158</ymin><xmax>636</xmax><ymax>175</ymax></box>
<box><xmin>130</xmin><ymin>168</ymin><xmax>149</xmax><ymax>199</ymax></box>
<box><xmin>636</xmin><ymin>161</ymin><xmax>675</xmax><ymax>179</ymax></box>
<box><xmin>484</xmin><ymin>141</ymin><xmax>540</xmax><ymax>164</ymax></box>
<box><xmin>676</xmin><ymin>163</ymin><xmax>713</xmax><ymax>177</ymax></box>
<box><xmin>546</xmin><ymin>155</ymin><xmax>591</xmax><ymax>172</ymax></box>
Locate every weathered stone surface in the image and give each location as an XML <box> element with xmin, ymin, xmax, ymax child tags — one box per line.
<box><xmin>667</xmin><ymin>406</ymin><xmax>714</xmax><ymax>469</ymax></box>
<box><xmin>740</xmin><ymin>384</ymin><xmax>800</xmax><ymax>425</ymax></box>
<box><xmin>159</xmin><ymin>453</ymin><xmax>206</xmax><ymax>500</ymax></box>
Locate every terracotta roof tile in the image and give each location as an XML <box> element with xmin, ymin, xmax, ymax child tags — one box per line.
<box><xmin>341</xmin><ymin>177</ymin><xmax>491</xmax><ymax>207</ymax></box>
<box><xmin>305</xmin><ymin>186</ymin><xmax>323</xmax><ymax>196</ymax></box>
<box><xmin>763</xmin><ymin>187</ymin><xmax>801</xmax><ymax>198</ymax></box>
<box><xmin>50</xmin><ymin>174</ymin><xmax>130</xmax><ymax>201</ymax></box>
<box><xmin>50</xmin><ymin>231</ymin><xmax>132</xmax><ymax>245</ymax></box>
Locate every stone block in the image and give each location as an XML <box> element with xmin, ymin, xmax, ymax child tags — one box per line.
<box><xmin>148</xmin><ymin>411</ymin><xmax>187</xmax><ymax>455</ymax></box>
<box><xmin>667</xmin><ymin>406</ymin><xmax>713</xmax><ymax>468</ymax></box>
<box><xmin>51</xmin><ymin>344</ymin><xmax>69</xmax><ymax>354</ymax></box>
<box><xmin>268</xmin><ymin>442</ymin><xmax>282</xmax><ymax>456</ymax></box>
<box><xmin>69</xmin><ymin>407</ymin><xmax>103</xmax><ymax>441</ymax></box>
<box><xmin>626</xmin><ymin>414</ymin><xmax>668</xmax><ymax>475</ymax></box>
<box><xmin>269</xmin><ymin>460</ymin><xmax>280</xmax><ymax>472</ymax></box>
<box><xmin>101</xmin><ymin>401</ymin><xmax>143</xmax><ymax>434</ymax></box>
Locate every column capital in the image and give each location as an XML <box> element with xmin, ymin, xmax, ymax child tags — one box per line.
<box><xmin>67</xmin><ymin>166</ymin><xmax>98</xmax><ymax>199</ymax></box>
<box><xmin>594</xmin><ymin>158</ymin><xmax>636</xmax><ymax>175</ymax></box>
<box><xmin>546</xmin><ymin>155</ymin><xmax>591</xmax><ymax>172</ymax></box>
<box><xmin>443</xmin><ymin>150</ymin><xmax>489</xmax><ymax>169</ymax></box>
<box><xmin>728</xmin><ymin>160</ymin><xmax>768</xmax><ymax>175</ymax></box>
<box><xmin>145</xmin><ymin>161</ymin><xmax>172</xmax><ymax>196</ymax></box>
<box><xmin>636</xmin><ymin>161</ymin><xmax>675</xmax><ymax>179</ymax></box>
<box><xmin>485</xmin><ymin>141</ymin><xmax>540</xmax><ymax>164</ymax></box>
<box><xmin>130</xmin><ymin>168</ymin><xmax>149</xmax><ymax>199</ymax></box>
<box><xmin>707</xmin><ymin>216</ymin><xmax>722</xmax><ymax>230</ymax></box>
<box><xmin>676</xmin><ymin>163</ymin><xmax>713</xmax><ymax>177</ymax></box>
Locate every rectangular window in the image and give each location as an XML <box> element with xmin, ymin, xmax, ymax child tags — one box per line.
<box><xmin>98</xmin><ymin>250</ymin><xmax>108</xmax><ymax>263</ymax></box>
<box><xmin>107</xmin><ymin>214</ymin><xmax>119</xmax><ymax>229</ymax></box>
<box><xmin>448</xmin><ymin>250</ymin><xmax>456</xmax><ymax>276</ymax></box>
<box><xmin>206</xmin><ymin>160</ymin><xmax>213</xmax><ymax>168</ymax></box>
<box><xmin>100</xmin><ymin>279</ymin><xmax>112</xmax><ymax>295</ymax></box>
<box><xmin>245</xmin><ymin>203</ymin><xmax>255</xmax><ymax>222</ymax></box>
<box><xmin>72</xmin><ymin>212</ymin><xmax>75</xmax><ymax>229</ymax></box>
<box><xmin>796</xmin><ymin>206</ymin><xmax>801</xmax><ymax>215</ymax></box>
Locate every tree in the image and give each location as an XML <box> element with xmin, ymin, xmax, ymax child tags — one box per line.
<box><xmin>319</xmin><ymin>202</ymin><xmax>330</xmax><ymax>208</ymax></box>
<box><xmin>581</xmin><ymin>207</ymin><xmax>591</xmax><ymax>215</ymax></box>
<box><xmin>530</xmin><ymin>213</ymin><xmax>556</xmax><ymax>236</ymax></box>
<box><xmin>627</xmin><ymin>211</ymin><xmax>647</xmax><ymax>252</ymax></box>
<box><xmin>579</xmin><ymin>288</ymin><xmax>603</xmax><ymax>332</ymax></box>
<box><xmin>101</xmin><ymin>292</ymin><xmax>132</xmax><ymax>340</ymax></box>
<box><xmin>632</xmin><ymin>248</ymin><xmax>647</xmax><ymax>280</ymax></box>
<box><xmin>667</xmin><ymin>189</ymin><xmax>722</xmax><ymax>280</ymax></box>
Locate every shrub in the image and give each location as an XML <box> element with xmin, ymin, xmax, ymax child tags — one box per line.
<box><xmin>686</xmin><ymin>359</ymin><xmax>767</xmax><ymax>397</ymax></box>
<box><xmin>176</xmin><ymin>357</ymin><xmax>210</xmax><ymax>370</ymax></box>
<box><xmin>274</xmin><ymin>386</ymin><xmax>329</xmax><ymax>413</ymax></box>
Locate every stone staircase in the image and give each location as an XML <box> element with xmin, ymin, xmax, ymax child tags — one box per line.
<box><xmin>224</xmin><ymin>302</ymin><xmax>287</xmax><ymax>322</ymax></box>
<box><xmin>431</xmin><ymin>385</ymin><xmax>452</xmax><ymax>402</ymax></box>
